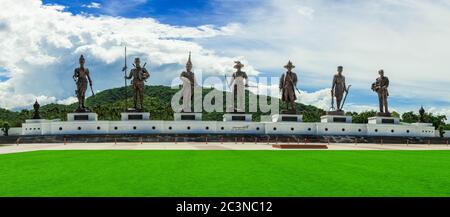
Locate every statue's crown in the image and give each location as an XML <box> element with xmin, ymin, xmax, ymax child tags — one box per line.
<box><xmin>186</xmin><ymin>52</ymin><xmax>192</xmax><ymax>66</ymax></box>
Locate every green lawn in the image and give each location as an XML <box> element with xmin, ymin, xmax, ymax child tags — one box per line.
<box><xmin>0</xmin><ymin>150</ymin><xmax>449</xmax><ymax>197</ymax></box>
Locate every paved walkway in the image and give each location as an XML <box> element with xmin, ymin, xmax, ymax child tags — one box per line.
<box><xmin>1</xmin><ymin>142</ymin><xmax>449</xmax><ymax>155</ymax></box>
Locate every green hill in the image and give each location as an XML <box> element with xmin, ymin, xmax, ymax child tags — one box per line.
<box><xmin>0</xmin><ymin>85</ymin><xmax>326</xmax><ymax>127</ymax></box>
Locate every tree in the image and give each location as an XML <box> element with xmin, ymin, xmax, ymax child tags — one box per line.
<box><xmin>351</xmin><ymin>111</ymin><xmax>377</xmax><ymax>123</ymax></box>
<box><xmin>437</xmin><ymin>125</ymin><xmax>445</xmax><ymax>138</ymax></box>
<box><xmin>391</xmin><ymin>111</ymin><xmax>401</xmax><ymax>118</ymax></box>
<box><xmin>401</xmin><ymin>111</ymin><xmax>418</xmax><ymax>123</ymax></box>
<box><xmin>425</xmin><ymin>113</ymin><xmax>447</xmax><ymax>129</ymax></box>
<box><xmin>1</xmin><ymin>121</ymin><xmax>10</xmax><ymax>136</ymax></box>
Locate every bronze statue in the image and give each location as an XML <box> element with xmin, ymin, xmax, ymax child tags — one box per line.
<box><xmin>331</xmin><ymin>66</ymin><xmax>350</xmax><ymax>112</ymax></box>
<box><xmin>279</xmin><ymin>61</ymin><xmax>298</xmax><ymax>113</ymax></box>
<box><xmin>419</xmin><ymin>106</ymin><xmax>426</xmax><ymax>123</ymax></box>
<box><xmin>371</xmin><ymin>69</ymin><xmax>390</xmax><ymax>116</ymax></box>
<box><xmin>227</xmin><ymin>61</ymin><xmax>249</xmax><ymax>112</ymax></box>
<box><xmin>32</xmin><ymin>100</ymin><xmax>41</xmax><ymax>119</ymax></box>
<box><xmin>180</xmin><ymin>52</ymin><xmax>197</xmax><ymax>112</ymax></box>
<box><xmin>73</xmin><ymin>55</ymin><xmax>93</xmax><ymax>112</ymax></box>
<box><xmin>125</xmin><ymin>57</ymin><xmax>150</xmax><ymax>111</ymax></box>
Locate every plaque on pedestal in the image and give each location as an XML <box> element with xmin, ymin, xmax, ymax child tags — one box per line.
<box><xmin>174</xmin><ymin>113</ymin><xmax>202</xmax><ymax>121</ymax></box>
<box><xmin>67</xmin><ymin>113</ymin><xmax>98</xmax><ymax>121</ymax></box>
<box><xmin>121</xmin><ymin>112</ymin><xmax>150</xmax><ymax>121</ymax></box>
<box><xmin>368</xmin><ymin>116</ymin><xmax>400</xmax><ymax>125</ymax></box>
<box><xmin>321</xmin><ymin>115</ymin><xmax>352</xmax><ymax>123</ymax></box>
<box><xmin>272</xmin><ymin>114</ymin><xmax>303</xmax><ymax>122</ymax></box>
<box><xmin>223</xmin><ymin>113</ymin><xmax>252</xmax><ymax>122</ymax></box>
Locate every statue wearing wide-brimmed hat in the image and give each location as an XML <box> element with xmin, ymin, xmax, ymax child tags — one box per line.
<box><xmin>227</xmin><ymin>61</ymin><xmax>249</xmax><ymax>112</ymax></box>
<box><xmin>279</xmin><ymin>61</ymin><xmax>298</xmax><ymax>113</ymax></box>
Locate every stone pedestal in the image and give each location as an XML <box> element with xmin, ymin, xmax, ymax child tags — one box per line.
<box><xmin>174</xmin><ymin>113</ymin><xmax>202</xmax><ymax>121</ymax></box>
<box><xmin>326</xmin><ymin>110</ymin><xmax>345</xmax><ymax>116</ymax></box>
<box><xmin>368</xmin><ymin>116</ymin><xmax>400</xmax><ymax>125</ymax></box>
<box><xmin>321</xmin><ymin>115</ymin><xmax>352</xmax><ymax>123</ymax></box>
<box><xmin>223</xmin><ymin>113</ymin><xmax>252</xmax><ymax>122</ymax></box>
<box><xmin>121</xmin><ymin>112</ymin><xmax>150</xmax><ymax>121</ymax></box>
<box><xmin>67</xmin><ymin>113</ymin><xmax>98</xmax><ymax>121</ymax></box>
<box><xmin>272</xmin><ymin>114</ymin><xmax>303</xmax><ymax>122</ymax></box>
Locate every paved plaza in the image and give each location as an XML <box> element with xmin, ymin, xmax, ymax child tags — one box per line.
<box><xmin>1</xmin><ymin>142</ymin><xmax>449</xmax><ymax>155</ymax></box>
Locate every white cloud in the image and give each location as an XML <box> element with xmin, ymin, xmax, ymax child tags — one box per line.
<box><xmin>57</xmin><ymin>96</ymin><xmax>78</xmax><ymax>105</ymax></box>
<box><xmin>82</xmin><ymin>2</ymin><xmax>101</xmax><ymax>9</ymax></box>
<box><xmin>201</xmin><ymin>0</ymin><xmax>450</xmax><ymax>105</ymax></box>
<box><xmin>0</xmin><ymin>0</ymin><xmax>252</xmax><ymax>109</ymax></box>
<box><xmin>0</xmin><ymin>0</ymin><xmax>448</xmax><ymax>121</ymax></box>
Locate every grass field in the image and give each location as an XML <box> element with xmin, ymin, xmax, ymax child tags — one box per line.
<box><xmin>0</xmin><ymin>150</ymin><xmax>449</xmax><ymax>197</ymax></box>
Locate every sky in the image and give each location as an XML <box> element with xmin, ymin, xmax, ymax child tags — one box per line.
<box><xmin>0</xmin><ymin>0</ymin><xmax>449</xmax><ymax>120</ymax></box>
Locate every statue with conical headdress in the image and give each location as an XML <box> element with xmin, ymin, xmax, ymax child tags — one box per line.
<box><xmin>73</xmin><ymin>55</ymin><xmax>93</xmax><ymax>112</ymax></box>
<box><xmin>180</xmin><ymin>52</ymin><xmax>198</xmax><ymax>112</ymax></box>
<box><xmin>32</xmin><ymin>99</ymin><xmax>41</xmax><ymax>119</ymax></box>
<box><xmin>279</xmin><ymin>61</ymin><xmax>298</xmax><ymax>113</ymax></box>
<box><xmin>419</xmin><ymin>106</ymin><xmax>426</xmax><ymax>123</ymax></box>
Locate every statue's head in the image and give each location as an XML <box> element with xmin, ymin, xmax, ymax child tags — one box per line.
<box><xmin>79</xmin><ymin>55</ymin><xmax>85</xmax><ymax>66</ymax></box>
<box><xmin>135</xmin><ymin>57</ymin><xmax>141</xmax><ymax>67</ymax></box>
<box><xmin>186</xmin><ymin>52</ymin><xmax>193</xmax><ymax>72</ymax></box>
<box><xmin>284</xmin><ymin>61</ymin><xmax>295</xmax><ymax>72</ymax></box>
<box><xmin>378</xmin><ymin>69</ymin><xmax>384</xmax><ymax>77</ymax></box>
<box><xmin>337</xmin><ymin>66</ymin><xmax>343</xmax><ymax>74</ymax></box>
<box><xmin>234</xmin><ymin>61</ymin><xmax>244</xmax><ymax>71</ymax></box>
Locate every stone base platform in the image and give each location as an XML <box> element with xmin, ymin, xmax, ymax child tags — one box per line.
<box><xmin>223</xmin><ymin>113</ymin><xmax>252</xmax><ymax>122</ymax></box>
<box><xmin>272</xmin><ymin>114</ymin><xmax>303</xmax><ymax>122</ymax></box>
<box><xmin>272</xmin><ymin>144</ymin><xmax>328</xmax><ymax>149</ymax></box>
<box><xmin>174</xmin><ymin>113</ymin><xmax>202</xmax><ymax>121</ymax></box>
<box><xmin>326</xmin><ymin>110</ymin><xmax>345</xmax><ymax>116</ymax></box>
<box><xmin>321</xmin><ymin>115</ymin><xmax>352</xmax><ymax>123</ymax></box>
<box><xmin>67</xmin><ymin>113</ymin><xmax>98</xmax><ymax>121</ymax></box>
<box><xmin>368</xmin><ymin>116</ymin><xmax>400</xmax><ymax>125</ymax></box>
<box><xmin>121</xmin><ymin>112</ymin><xmax>151</xmax><ymax>121</ymax></box>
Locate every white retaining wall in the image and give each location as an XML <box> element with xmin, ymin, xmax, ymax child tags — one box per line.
<box><xmin>21</xmin><ymin>119</ymin><xmax>437</xmax><ymax>138</ymax></box>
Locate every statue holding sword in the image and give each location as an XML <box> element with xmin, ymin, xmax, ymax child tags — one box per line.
<box><xmin>330</xmin><ymin>66</ymin><xmax>351</xmax><ymax>114</ymax></box>
<box><xmin>73</xmin><ymin>55</ymin><xmax>94</xmax><ymax>112</ymax></box>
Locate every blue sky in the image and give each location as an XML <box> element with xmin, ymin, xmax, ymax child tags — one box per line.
<box><xmin>1</xmin><ymin>0</ymin><xmax>449</xmax><ymax>119</ymax></box>
<box><xmin>42</xmin><ymin>0</ymin><xmax>253</xmax><ymax>26</ymax></box>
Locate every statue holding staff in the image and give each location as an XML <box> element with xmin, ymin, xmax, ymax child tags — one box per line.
<box><xmin>180</xmin><ymin>52</ymin><xmax>198</xmax><ymax>113</ymax></box>
<box><xmin>125</xmin><ymin>57</ymin><xmax>150</xmax><ymax>111</ymax></box>
<box><xmin>73</xmin><ymin>55</ymin><xmax>93</xmax><ymax>112</ymax></box>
